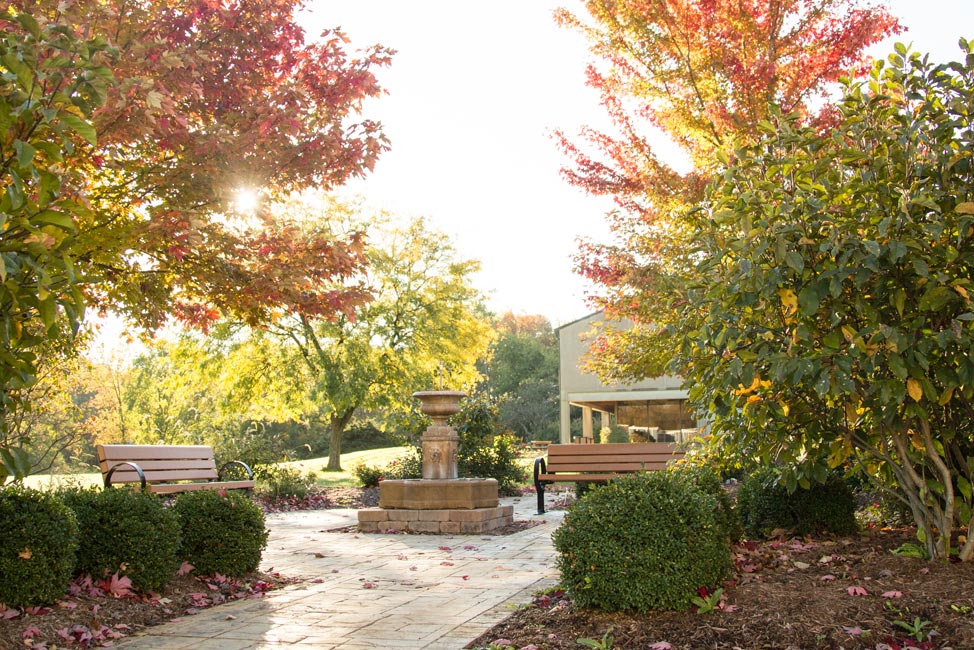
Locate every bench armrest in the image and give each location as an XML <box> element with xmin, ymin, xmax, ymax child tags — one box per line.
<box><xmin>218</xmin><ymin>460</ymin><xmax>254</xmax><ymax>481</ymax></box>
<box><xmin>104</xmin><ymin>461</ymin><xmax>147</xmax><ymax>490</ymax></box>
<box><xmin>533</xmin><ymin>456</ymin><xmax>547</xmax><ymax>485</ymax></box>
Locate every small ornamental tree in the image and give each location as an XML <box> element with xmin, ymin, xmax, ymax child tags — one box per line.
<box><xmin>679</xmin><ymin>41</ymin><xmax>974</xmax><ymax>561</ymax></box>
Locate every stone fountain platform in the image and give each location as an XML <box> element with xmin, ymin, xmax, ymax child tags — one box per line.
<box><xmin>357</xmin><ymin>478</ymin><xmax>514</xmax><ymax>534</ymax></box>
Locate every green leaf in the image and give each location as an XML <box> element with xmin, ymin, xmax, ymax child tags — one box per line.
<box><xmin>15</xmin><ymin>12</ymin><xmax>42</xmax><ymax>38</ymax></box>
<box><xmin>13</xmin><ymin>139</ymin><xmax>34</xmax><ymax>167</ymax></box>
<box><xmin>32</xmin><ymin>209</ymin><xmax>76</xmax><ymax>232</ymax></box>
<box><xmin>57</xmin><ymin>111</ymin><xmax>97</xmax><ymax>145</ymax></box>
<box><xmin>785</xmin><ymin>251</ymin><xmax>804</xmax><ymax>273</ymax></box>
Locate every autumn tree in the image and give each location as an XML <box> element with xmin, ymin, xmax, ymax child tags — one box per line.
<box><xmin>483</xmin><ymin>313</ymin><xmax>560</xmax><ymax>441</ymax></box>
<box><xmin>679</xmin><ymin>43</ymin><xmax>974</xmax><ymax>560</ymax></box>
<box><xmin>557</xmin><ymin>0</ymin><xmax>900</xmax><ymax>379</ymax></box>
<box><xmin>51</xmin><ymin>0</ymin><xmax>391</xmax><ymax>331</ymax></box>
<box><xmin>263</xmin><ymin>196</ymin><xmax>493</xmax><ymax>471</ymax></box>
<box><xmin>1</xmin><ymin>1</ymin><xmax>391</xmax><ymax>477</ymax></box>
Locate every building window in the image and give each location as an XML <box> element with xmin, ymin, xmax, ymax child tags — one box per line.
<box><xmin>617</xmin><ymin>399</ymin><xmax>697</xmax><ymax>443</ymax></box>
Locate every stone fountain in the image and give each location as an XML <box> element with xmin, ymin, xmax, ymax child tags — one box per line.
<box><xmin>357</xmin><ymin>390</ymin><xmax>514</xmax><ymax>534</ymax></box>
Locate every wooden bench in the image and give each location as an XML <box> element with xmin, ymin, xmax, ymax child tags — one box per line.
<box><xmin>533</xmin><ymin>442</ymin><xmax>685</xmax><ymax>513</ymax></box>
<box><xmin>97</xmin><ymin>444</ymin><xmax>255</xmax><ymax>495</ymax></box>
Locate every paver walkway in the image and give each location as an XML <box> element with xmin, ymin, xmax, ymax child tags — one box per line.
<box><xmin>115</xmin><ymin>495</ymin><xmax>565</xmax><ymax>649</ymax></box>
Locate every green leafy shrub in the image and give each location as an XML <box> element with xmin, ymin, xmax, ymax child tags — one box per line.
<box><xmin>60</xmin><ymin>487</ymin><xmax>180</xmax><ymax>592</ymax></box>
<box><xmin>671</xmin><ymin>464</ymin><xmax>743</xmax><ymax>542</ymax></box>
<box><xmin>383</xmin><ymin>449</ymin><xmax>422</xmax><ymax>480</ymax></box>
<box><xmin>0</xmin><ymin>485</ymin><xmax>79</xmax><ymax>607</ymax></box>
<box><xmin>351</xmin><ymin>462</ymin><xmax>385</xmax><ymax>488</ymax></box>
<box><xmin>599</xmin><ymin>425</ymin><xmax>629</xmax><ymax>444</ymax></box>
<box><xmin>452</xmin><ymin>396</ymin><xmax>527</xmax><ymax>495</ymax></box>
<box><xmin>552</xmin><ymin>471</ymin><xmax>732</xmax><ymax>612</ymax></box>
<box><xmin>255</xmin><ymin>465</ymin><xmax>317</xmax><ymax>499</ymax></box>
<box><xmin>574</xmin><ymin>480</ymin><xmax>606</xmax><ymax>500</ymax></box>
<box><xmin>172</xmin><ymin>490</ymin><xmax>268</xmax><ymax>577</ymax></box>
<box><xmin>737</xmin><ymin>467</ymin><xmax>858</xmax><ymax>538</ymax></box>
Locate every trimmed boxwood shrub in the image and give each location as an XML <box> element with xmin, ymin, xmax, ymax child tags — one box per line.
<box><xmin>737</xmin><ymin>467</ymin><xmax>858</xmax><ymax>538</ymax></box>
<box><xmin>552</xmin><ymin>471</ymin><xmax>732</xmax><ymax>612</ymax></box>
<box><xmin>672</xmin><ymin>464</ymin><xmax>743</xmax><ymax>543</ymax></box>
<box><xmin>0</xmin><ymin>485</ymin><xmax>79</xmax><ymax>607</ymax></box>
<box><xmin>172</xmin><ymin>490</ymin><xmax>268</xmax><ymax>576</ymax></box>
<box><xmin>60</xmin><ymin>487</ymin><xmax>180</xmax><ymax>592</ymax></box>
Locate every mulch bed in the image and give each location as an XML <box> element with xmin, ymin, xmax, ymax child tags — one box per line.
<box><xmin>0</xmin><ymin>485</ymin><xmax>537</xmax><ymax>650</ymax></box>
<box><xmin>466</xmin><ymin>527</ymin><xmax>974</xmax><ymax>650</ymax></box>
<box><xmin>6</xmin><ymin>486</ymin><xmax>974</xmax><ymax>650</ymax></box>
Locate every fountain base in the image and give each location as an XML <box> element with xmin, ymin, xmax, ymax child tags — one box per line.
<box><xmin>357</xmin><ymin>478</ymin><xmax>514</xmax><ymax>533</ymax></box>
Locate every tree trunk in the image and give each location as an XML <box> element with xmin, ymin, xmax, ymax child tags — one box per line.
<box><xmin>326</xmin><ymin>408</ymin><xmax>355</xmax><ymax>471</ymax></box>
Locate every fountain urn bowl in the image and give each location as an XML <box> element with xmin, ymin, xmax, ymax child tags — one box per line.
<box><xmin>413</xmin><ymin>390</ymin><xmax>465</xmax><ymax>480</ymax></box>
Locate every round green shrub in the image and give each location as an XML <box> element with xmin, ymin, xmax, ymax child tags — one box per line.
<box><xmin>172</xmin><ymin>490</ymin><xmax>268</xmax><ymax>577</ymax></box>
<box><xmin>351</xmin><ymin>462</ymin><xmax>384</xmax><ymax>488</ymax></box>
<box><xmin>552</xmin><ymin>471</ymin><xmax>732</xmax><ymax>612</ymax></box>
<box><xmin>670</xmin><ymin>464</ymin><xmax>743</xmax><ymax>543</ymax></box>
<box><xmin>0</xmin><ymin>485</ymin><xmax>79</xmax><ymax>607</ymax></box>
<box><xmin>737</xmin><ymin>467</ymin><xmax>858</xmax><ymax>538</ymax></box>
<box><xmin>60</xmin><ymin>487</ymin><xmax>180</xmax><ymax>592</ymax></box>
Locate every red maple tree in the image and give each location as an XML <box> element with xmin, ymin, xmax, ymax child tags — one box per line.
<box><xmin>556</xmin><ymin>0</ymin><xmax>900</xmax><ymax>378</ymax></box>
<box><xmin>16</xmin><ymin>0</ymin><xmax>393</xmax><ymax>332</ymax></box>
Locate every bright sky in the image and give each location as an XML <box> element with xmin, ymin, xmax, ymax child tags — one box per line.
<box><xmin>300</xmin><ymin>1</ymin><xmax>973</xmax><ymax>328</ymax></box>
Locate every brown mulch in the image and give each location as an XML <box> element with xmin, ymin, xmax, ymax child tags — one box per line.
<box><xmin>466</xmin><ymin>527</ymin><xmax>974</xmax><ymax>650</ymax></box>
<box><xmin>0</xmin><ymin>485</ymin><xmax>531</xmax><ymax>650</ymax></box>
<box><xmin>0</xmin><ymin>570</ymin><xmax>293</xmax><ymax>650</ymax></box>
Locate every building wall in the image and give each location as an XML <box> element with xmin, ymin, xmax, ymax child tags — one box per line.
<box><xmin>557</xmin><ymin>312</ymin><xmax>689</xmax><ymax>443</ymax></box>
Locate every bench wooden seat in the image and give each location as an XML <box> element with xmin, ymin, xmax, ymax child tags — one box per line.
<box><xmin>97</xmin><ymin>444</ymin><xmax>254</xmax><ymax>495</ymax></box>
<box><xmin>533</xmin><ymin>442</ymin><xmax>685</xmax><ymax>513</ymax></box>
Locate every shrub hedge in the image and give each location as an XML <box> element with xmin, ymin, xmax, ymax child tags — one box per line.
<box><xmin>552</xmin><ymin>470</ymin><xmax>732</xmax><ymax>612</ymax></box>
<box><xmin>172</xmin><ymin>490</ymin><xmax>268</xmax><ymax>576</ymax></box>
<box><xmin>60</xmin><ymin>487</ymin><xmax>180</xmax><ymax>592</ymax></box>
<box><xmin>737</xmin><ymin>467</ymin><xmax>858</xmax><ymax>538</ymax></box>
<box><xmin>0</xmin><ymin>485</ymin><xmax>79</xmax><ymax>607</ymax></box>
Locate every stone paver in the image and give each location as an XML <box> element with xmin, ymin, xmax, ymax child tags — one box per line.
<box><xmin>115</xmin><ymin>496</ymin><xmax>564</xmax><ymax>649</ymax></box>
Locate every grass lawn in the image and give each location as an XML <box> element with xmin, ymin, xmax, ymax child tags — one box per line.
<box><xmin>20</xmin><ymin>446</ymin><xmax>416</xmax><ymax>491</ymax></box>
<box><xmin>21</xmin><ymin>444</ymin><xmax>538</xmax><ymax>491</ymax></box>
<box><xmin>281</xmin><ymin>446</ymin><xmax>413</xmax><ymax>487</ymax></box>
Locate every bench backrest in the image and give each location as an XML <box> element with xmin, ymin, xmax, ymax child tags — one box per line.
<box><xmin>545</xmin><ymin>442</ymin><xmax>684</xmax><ymax>474</ymax></box>
<box><xmin>97</xmin><ymin>444</ymin><xmax>219</xmax><ymax>485</ymax></box>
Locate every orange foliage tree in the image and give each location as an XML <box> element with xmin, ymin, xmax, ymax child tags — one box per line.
<box><xmin>556</xmin><ymin>0</ymin><xmax>900</xmax><ymax>379</ymax></box>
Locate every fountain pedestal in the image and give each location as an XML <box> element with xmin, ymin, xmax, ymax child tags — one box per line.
<box><xmin>357</xmin><ymin>390</ymin><xmax>514</xmax><ymax>534</ymax></box>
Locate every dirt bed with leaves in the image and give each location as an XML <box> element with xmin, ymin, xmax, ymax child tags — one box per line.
<box><xmin>4</xmin><ymin>487</ymin><xmax>974</xmax><ymax>650</ymax></box>
<box><xmin>468</xmin><ymin>527</ymin><xmax>974</xmax><ymax>650</ymax></box>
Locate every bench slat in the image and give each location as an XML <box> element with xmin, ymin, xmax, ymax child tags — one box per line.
<box><xmin>547</xmin><ymin>442</ymin><xmax>679</xmax><ymax>456</ymax></box>
<box><xmin>102</xmin><ymin>468</ymin><xmax>221</xmax><ymax>483</ymax></box>
<box><xmin>149</xmin><ymin>480</ymin><xmax>254</xmax><ymax>495</ymax></box>
<box><xmin>537</xmin><ymin>473</ymin><xmax>628</xmax><ymax>482</ymax></box>
<box><xmin>546</xmin><ymin>460</ymin><xmax>674</xmax><ymax>472</ymax></box>
<box><xmin>98</xmin><ymin>445</ymin><xmax>215</xmax><ymax>462</ymax></box>
<box><xmin>97</xmin><ymin>459</ymin><xmax>216</xmax><ymax>472</ymax></box>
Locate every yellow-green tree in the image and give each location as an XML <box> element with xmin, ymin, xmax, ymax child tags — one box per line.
<box><xmin>271</xmin><ymin>205</ymin><xmax>491</xmax><ymax>470</ymax></box>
